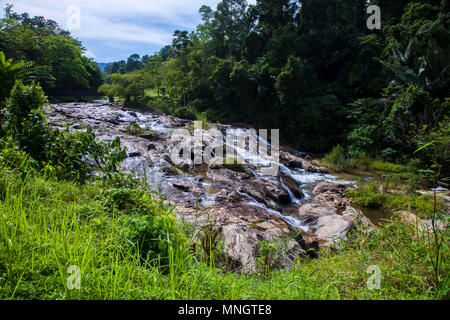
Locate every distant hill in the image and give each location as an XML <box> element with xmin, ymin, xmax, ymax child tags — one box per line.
<box><xmin>96</xmin><ymin>62</ymin><xmax>112</xmax><ymax>72</ymax></box>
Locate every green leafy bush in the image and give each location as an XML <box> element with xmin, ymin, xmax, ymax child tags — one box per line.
<box><xmin>386</xmin><ymin>193</ymin><xmax>446</xmax><ymax>219</ymax></box>
<box><xmin>323</xmin><ymin>145</ymin><xmax>348</xmax><ymax>172</ymax></box>
<box><xmin>45</xmin><ymin>128</ymin><xmax>126</xmax><ymax>183</ymax></box>
<box><xmin>99</xmin><ymin>186</ymin><xmax>183</xmax><ymax>264</ymax></box>
<box><xmin>347</xmin><ymin>125</ymin><xmax>378</xmax><ymax>157</ymax></box>
<box><xmin>346</xmin><ymin>180</ymin><xmax>387</xmax><ymax>209</ymax></box>
<box><xmin>5</xmin><ymin>81</ymin><xmax>47</xmax><ymax>135</ymax></box>
<box><xmin>123</xmin><ymin>213</ymin><xmax>180</xmax><ymax>264</ymax></box>
<box><xmin>4</xmin><ymin>81</ymin><xmax>126</xmax><ymax>183</ymax></box>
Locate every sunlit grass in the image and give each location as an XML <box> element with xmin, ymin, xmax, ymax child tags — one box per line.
<box><xmin>0</xmin><ymin>163</ymin><xmax>447</xmax><ymax>300</ymax></box>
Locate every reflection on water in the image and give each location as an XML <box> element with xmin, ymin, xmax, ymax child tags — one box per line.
<box><xmin>354</xmin><ymin>205</ymin><xmax>393</xmax><ymax>225</ymax></box>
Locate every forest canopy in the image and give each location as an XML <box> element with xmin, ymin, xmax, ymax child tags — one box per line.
<box><xmin>99</xmin><ymin>0</ymin><xmax>449</xmax><ymax>166</ymax></box>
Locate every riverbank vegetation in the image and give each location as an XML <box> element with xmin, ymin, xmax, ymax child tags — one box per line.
<box><xmin>0</xmin><ymin>60</ymin><xmax>448</xmax><ymax>300</ymax></box>
<box><xmin>0</xmin><ymin>137</ymin><xmax>448</xmax><ymax>300</ymax></box>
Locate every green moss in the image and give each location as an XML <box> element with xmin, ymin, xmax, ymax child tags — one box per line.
<box><xmin>223</xmin><ymin>157</ymin><xmax>248</xmax><ymax>173</ymax></box>
<box><xmin>386</xmin><ymin>193</ymin><xmax>446</xmax><ymax>219</ymax></box>
<box><xmin>124</xmin><ymin>122</ymin><xmax>155</xmax><ymax>139</ymax></box>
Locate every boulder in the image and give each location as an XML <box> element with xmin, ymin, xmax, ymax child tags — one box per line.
<box><xmin>221</xmin><ymin>224</ymin><xmax>269</xmax><ymax>272</ymax></box>
<box><xmin>280</xmin><ymin>172</ymin><xmax>304</xmax><ymax>199</ymax></box>
<box><xmin>315</xmin><ymin>215</ymin><xmax>354</xmax><ymax>247</ymax></box>
<box><xmin>342</xmin><ymin>207</ymin><xmax>375</xmax><ymax>229</ymax></box>
<box><xmin>172</xmin><ymin>181</ymin><xmax>191</xmax><ymax>192</ymax></box>
<box><xmin>313</xmin><ymin>182</ymin><xmax>346</xmax><ymax>195</ymax></box>
<box><xmin>221</xmin><ymin>223</ymin><xmax>304</xmax><ymax>273</ymax></box>
<box><xmin>297</xmin><ymin>200</ymin><xmax>337</xmax><ymax>218</ymax></box>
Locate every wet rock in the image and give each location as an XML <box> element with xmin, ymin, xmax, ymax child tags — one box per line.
<box><xmin>306</xmin><ymin>165</ymin><xmax>329</xmax><ymax>174</ymax></box>
<box><xmin>294</xmin><ymin>230</ymin><xmax>319</xmax><ymax>254</ymax></box>
<box><xmin>44</xmin><ymin>102</ymin><xmax>377</xmax><ymax>270</ymax></box>
<box><xmin>172</xmin><ymin>181</ymin><xmax>191</xmax><ymax>192</ymax></box>
<box><xmin>313</xmin><ymin>182</ymin><xmax>346</xmax><ymax>195</ymax></box>
<box><xmin>221</xmin><ymin>223</ymin><xmax>303</xmax><ymax>273</ymax></box>
<box><xmin>342</xmin><ymin>207</ymin><xmax>375</xmax><ymax>229</ymax></box>
<box><xmin>297</xmin><ymin>200</ymin><xmax>337</xmax><ymax>218</ymax></box>
<box><xmin>193</xmin><ymin>175</ymin><xmax>204</xmax><ymax>182</ymax></box>
<box><xmin>280</xmin><ymin>172</ymin><xmax>304</xmax><ymax>199</ymax></box>
<box><xmin>212</xmin><ymin>189</ymin><xmax>242</xmax><ymax>203</ymax></box>
<box><xmin>313</xmin><ymin>182</ymin><xmax>349</xmax><ymax>210</ymax></box>
<box><xmin>221</xmin><ymin>224</ymin><xmax>267</xmax><ymax>272</ymax></box>
<box><xmin>296</xmin><ymin>200</ymin><xmax>355</xmax><ymax>248</ymax></box>
<box><xmin>127</xmin><ymin>152</ymin><xmax>141</xmax><ymax>158</ymax></box>
<box><xmin>254</xmin><ymin>221</ymin><xmax>289</xmax><ymax>237</ymax></box>
<box><xmin>316</xmin><ymin>191</ymin><xmax>349</xmax><ymax>210</ymax></box>
<box><xmin>280</xmin><ymin>151</ymin><xmax>304</xmax><ymax>169</ymax></box>
<box><xmin>247</xmin><ymin>178</ymin><xmax>291</xmax><ymax>206</ymax></box>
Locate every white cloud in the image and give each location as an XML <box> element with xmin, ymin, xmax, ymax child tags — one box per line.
<box><xmin>82</xmin><ymin>49</ymin><xmax>96</xmax><ymax>59</ymax></box>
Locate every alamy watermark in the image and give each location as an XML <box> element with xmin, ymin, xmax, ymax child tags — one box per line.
<box><xmin>367</xmin><ymin>5</ymin><xmax>381</xmax><ymax>30</ymax></box>
<box><xmin>170</xmin><ymin>122</ymin><xmax>280</xmax><ymax>176</ymax></box>
<box><xmin>67</xmin><ymin>265</ymin><xmax>81</xmax><ymax>290</ymax></box>
<box><xmin>67</xmin><ymin>5</ymin><xmax>81</xmax><ymax>31</ymax></box>
<box><xmin>366</xmin><ymin>265</ymin><xmax>381</xmax><ymax>290</ymax></box>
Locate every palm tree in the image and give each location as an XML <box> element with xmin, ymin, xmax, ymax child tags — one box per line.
<box><xmin>0</xmin><ymin>51</ymin><xmax>34</xmax><ymax>106</ymax></box>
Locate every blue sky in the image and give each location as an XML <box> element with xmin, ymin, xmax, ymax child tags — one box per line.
<box><xmin>3</xmin><ymin>0</ymin><xmax>256</xmax><ymax>62</ymax></box>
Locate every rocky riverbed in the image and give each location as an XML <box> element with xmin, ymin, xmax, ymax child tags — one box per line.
<box><xmin>45</xmin><ymin>102</ymin><xmax>375</xmax><ymax>272</ymax></box>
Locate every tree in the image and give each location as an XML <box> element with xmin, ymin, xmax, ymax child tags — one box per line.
<box><xmin>99</xmin><ymin>70</ymin><xmax>152</xmax><ymax>105</ymax></box>
<box><xmin>0</xmin><ymin>5</ymin><xmax>103</xmax><ymax>93</ymax></box>
<box><xmin>126</xmin><ymin>53</ymin><xmax>142</xmax><ymax>72</ymax></box>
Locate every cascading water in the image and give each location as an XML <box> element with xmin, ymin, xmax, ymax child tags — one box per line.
<box><xmin>46</xmin><ymin>102</ymin><xmax>355</xmax><ymax>232</ymax></box>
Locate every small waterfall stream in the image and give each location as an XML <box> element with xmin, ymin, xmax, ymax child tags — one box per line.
<box><xmin>47</xmin><ymin>103</ymin><xmax>356</xmax><ymax>231</ymax></box>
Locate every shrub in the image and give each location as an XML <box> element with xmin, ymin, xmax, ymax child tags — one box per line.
<box><xmin>348</xmin><ymin>152</ymin><xmax>371</xmax><ymax>171</ymax></box>
<box><xmin>323</xmin><ymin>145</ymin><xmax>348</xmax><ymax>172</ymax></box>
<box><xmin>0</xmin><ymin>52</ymin><xmax>33</xmax><ymax>106</ymax></box>
<box><xmin>386</xmin><ymin>193</ymin><xmax>446</xmax><ymax>219</ymax></box>
<box><xmin>347</xmin><ymin>125</ymin><xmax>378</xmax><ymax>157</ymax></box>
<box><xmin>0</xmin><ymin>137</ymin><xmax>36</xmax><ymax>171</ymax></box>
<box><xmin>5</xmin><ymin>81</ymin><xmax>47</xmax><ymax>137</ymax></box>
<box><xmin>100</xmin><ymin>187</ymin><xmax>166</xmax><ymax>216</ymax></box>
<box><xmin>4</xmin><ymin>81</ymin><xmax>126</xmax><ymax>183</ymax></box>
<box><xmin>123</xmin><ymin>213</ymin><xmax>181</xmax><ymax>265</ymax></box>
<box><xmin>346</xmin><ymin>180</ymin><xmax>387</xmax><ymax>209</ymax></box>
<box><xmin>44</xmin><ymin>128</ymin><xmax>126</xmax><ymax>183</ymax></box>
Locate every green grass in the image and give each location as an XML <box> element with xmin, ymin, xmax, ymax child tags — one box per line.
<box><xmin>346</xmin><ymin>180</ymin><xmax>447</xmax><ymax>219</ymax></box>
<box><xmin>0</xmin><ymin>160</ymin><xmax>448</xmax><ymax>300</ymax></box>
<box><xmin>321</xmin><ymin>146</ymin><xmax>412</xmax><ymax>176</ymax></box>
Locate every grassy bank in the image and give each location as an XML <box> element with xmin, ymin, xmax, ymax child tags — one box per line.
<box><xmin>0</xmin><ymin>156</ymin><xmax>448</xmax><ymax>300</ymax></box>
